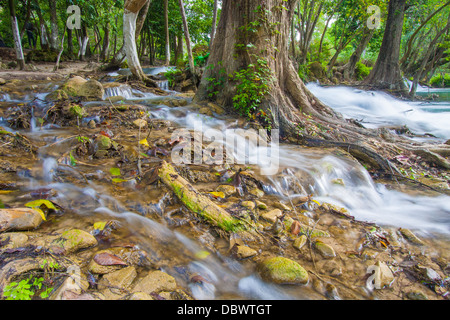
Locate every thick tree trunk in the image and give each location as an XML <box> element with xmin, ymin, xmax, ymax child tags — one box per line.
<box><xmin>364</xmin><ymin>0</ymin><xmax>408</xmax><ymax>93</ymax></box>
<box><xmin>178</xmin><ymin>0</ymin><xmax>195</xmax><ymax>75</ymax></box>
<box><xmin>8</xmin><ymin>0</ymin><xmax>25</xmax><ymax>70</ymax></box>
<box><xmin>164</xmin><ymin>0</ymin><xmax>170</xmax><ymax>65</ymax></box>
<box><xmin>195</xmin><ymin>0</ymin><xmax>341</xmax><ymax>138</ymax></box>
<box><xmin>124</xmin><ymin>0</ymin><xmax>156</xmax><ymax>86</ymax></box>
<box><xmin>48</xmin><ymin>0</ymin><xmax>59</xmax><ymax>51</ymax></box>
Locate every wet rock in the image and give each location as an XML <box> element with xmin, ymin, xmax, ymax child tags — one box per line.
<box><xmin>0</xmin><ymin>78</ymin><xmax>5</xmax><ymax>85</ymax></box>
<box><xmin>399</xmin><ymin>228</ymin><xmax>424</xmax><ymax>246</ymax></box>
<box><xmin>98</xmin><ymin>266</ymin><xmax>137</xmax><ymax>291</ymax></box>
<box><xmin>255</xmin><ymin>201</ymin><xmax>267</xmax><ymax>210</ymax></box>
<box><xmin>293</xmin><ymin>235</ymin><xmax>308</xmax><ymax>251</ymax></box>
<box><xmin>325</xmin><ymin>283</ymin><xmax>340</xmax><ymax>300</ymax></box>
<box><xmin>51</xmin><ymin>229</ymin><xmax>98</xmax><ymax>254</ymax></box>
<box><xmin>45</xmin><ymin>89</ymin><xmax>69</xmax><ymax>101</ymax></box>
<box><xmin>234</xmin><ymin>245</ymin><xmax>258</xmax><ymax>259</ymax></box>
<box><xmin>249</xmin><ymin>188</ymin><xmax>264</xmax><ymax>198</ymax></box>
<box><xmin>198</xmin><ymin>107</ymin><xmax>213</xmax><ymax>116</ymax></box>
<box><xmin>406</xmin><ymin>291</ymin><xmax>429</xmax><ymax>300</ymax></box>
<box><xmin>274</xmin><ymin>202</ymin><xmax>291</xmax><ymax>211</ymax></box>
<box><xmin>88</xmin><ymin>119</ymin><xmax>96</xmax><ymax>129</ymax></box>
<box><xmin>257</xmin><ymin>257</ymin><xmax>309</xmax><ymax>285</ymax></box>
<box><xmin>371</xmin><ymin>261</ymin><xmax>395</xmax><ymax>288</ymax></box>
<box><xmin>261</xmin><ymin>209</ymin><xmax>283</xmax><ymax>223</ymax></box>
<box><xmin>49</xmin><ymin>275</ymin><xmax>90</xmax><ymax>300</ymax></box>
<box><xmin>314</xmin><ymin>240</ymin><xmax>336</xmax><ymax>259</ymax></box>
<box><xmin>0</xmin><ymin>208</ymin><xmax>44</xmax><ymax>232</ymax></box>
<box><xmin>241</xmin><ymin>201</ymin><xmax>255</xmax><ymax>210</ymax></box>
<box><xmin>133</xmin><ymin>119</ymin><xmax>148</xmax><ymax>129</ymax></box>
<box><xmin>94</xmin><ymin>135</ymin><xmax>112</xmax><ymax>158</ymax></box>
<box><xmin>216</xmin><ymin>185</ymin><xmax>236</xmax><ymax>197</ymax></box>
<box><xmin>61</xmin><ymin>76</ymin><xmax>104</xmax><ymax>101</ymax></box>
<box><xmin>0</xmin><ymin>232</ymin><xmax>28</xmax><ymax>249</ymax></box>
<box><xmin>132</xmin><ymin>270</ymin><xmax>177</xmax><ymax>294</ymax></box>
<box><xmin>78</xmin><ymin>79</ymin><xmax>105</xmax><ymax>101</ymax></box>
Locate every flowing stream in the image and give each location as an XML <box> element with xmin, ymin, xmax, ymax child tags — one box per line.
<box><xmin>0</xmin><ymin>73</ymin><xmax>449</xmax><ymax>300</ymax></box>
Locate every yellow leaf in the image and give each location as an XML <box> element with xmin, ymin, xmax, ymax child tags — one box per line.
<box><xmin>33</xmin><ymin>207</ymin><xmax>46</xmax><ymax>221</ymax></box>
<box><xmin>311</xmin><ymin>199</ymin><xmax>321</xmax><ymax>206</ymax></box>
<box><xmin>93</xmin><ymin>221</ymin><xmax>107</xmax><ymax>231</ymax></box>
<box><xmin>209</xmin><ymin>192</ymin><xmax>225</xmax><ymax>198</ymax></box>
<box><xmin>195</xmin><ymin>250</ymin><xmax>210</xmax><ymax>260</ymax></box>
<box><xmin>139</xmin><ymin>138</ymin><xmax>150</xmax><ymax>147</ymax></box>
<box><xmin>25</xmin><ymin>199</ymin><xmax>57</xmax><ymax>211</ymax></box>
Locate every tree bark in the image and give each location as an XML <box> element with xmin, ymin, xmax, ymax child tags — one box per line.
<box><xmin>8</xmin><ymin>0</ymin><xmax>25</xmax><ymax>70</ymax></box>
<box><xmin>178</xmin><ymin>0</ymin><xmax>195</xmax><ymax>74</ymax></box>
<box><xmin>364</xmin><ymin>0</ymin><xmax>408</xmax><ymax>93</ymax></box>
<box><xmin>341</xmin><ymin>28</ymin><xmax>375</xmax><ymax>80</ymax></box>
<box><xmin>124</xmin><ymin>0</ymin><xmax>156</xmax><ymax>86</ymax></box>
<box><xmin>210</xmin><ymin>0</ymin><xmax>218</xmax><ymax>49</ymax></box>
<box><xmin>48</xmin><ymin>0</ymin><xmax>59</xmax><ymax>51</ymax></box>
<box><xmin>164</xmin><ymin>0</ymin><xmax>171</xmax><ymax>65</ymax></box>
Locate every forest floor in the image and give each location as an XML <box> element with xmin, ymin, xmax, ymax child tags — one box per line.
<box><xmin>0</xmin><ymin>56</ymin><xmax>449</xmax><ymax>301</ymax></box>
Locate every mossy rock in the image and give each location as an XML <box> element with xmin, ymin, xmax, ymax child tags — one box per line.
<box><xmin>308</xmin><ymin>61</ymin><xmax>327</xmax><ymax>81</ymax></box>
<box><xmin>257</xmin><ymin>257</ymin><xmax>309</xmax><ymax>285</ymax></box>
<box><xmin>45</xmin><ymin>89</ymin><xmax>69</xmax><ymax>101</ymax></box>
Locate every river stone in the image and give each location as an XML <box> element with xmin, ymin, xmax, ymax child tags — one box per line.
<box><xmin>0</xmin><ymin>208</ymin><xmax>44</xmax><ymax>232</ymax></box>
<box><xmin>98</xmin><ymin>266</ymin><xmax>137</xmax><ymax>291</ymax></box>
<box><xmin>61</xmin><ymin>76</ymin><xmax>88</xmax><ymax>96</ymax></box>
<box><xmin>133</xmin><ymin>119</ymin><xmax>148</xmax><ymax>129</ymax></box>
<box><xmin>132</xmin><ymin>270</ymin><xmax>177</xmax><ymax>294</ymax></box>
<box><xmin>373</xmin><ymin>261</ymin><xmax>394</xmax><ymax>288</ymax></box>
<box><xmin>199</xmin><ymin>107</ymin><xmax>213</xmax><ymax>116</ymax></box>
<box><xmin>45</xmin><ymin>89</ymin><xmax>69</xmax><ymax>101</ymax></box>
<box><xmin>78</xmin><ymin>79</ymin><xmax>105</xmax><ymax>101</ymax></box>
<box><xmin>241</xmin><ymin>201</ymin><xmax>255</xmax><ymax>210</ymax></box>
<box><xmin>0</xmin><ymin>78</ymin><xmax>5</xmax><ymax>85</ymax></box>
<box><xmin>257</xmin><ymin>257</ymin><xmax>309</xmax><ymax>285</ymax></box>
<box><xmin>50</xmin><ymin>274</ymin><xmax>90</xmax><ymax>300</ymax></box>
<box><xmin>249</xmin><ymin>188</ymin><xmax>264</xmax><ymax>198</ymax></box>
<box><xmin>314</xmin><ymin>240</ymin><xmax>336</xmax><ymax>259</ymax></box>
<box><xmin>261</xmin><ymin>209</ymin><xmax>283</xmax><ymax>223</ymax></box>
<box><xmin>216</xmin><ymin>185</ymin><xmax>236</xmax><ymax>197</ymax></box>
<box><xmin>293</xmin><ymin>235</ymin><xmax>308</xmax><ymax>251</ymax></box>
<box><xmin>255</xmin><ymin>201</ymin><xmax>267</xmax><ymax>210</ymax></box>
<box><xmin>399</xmin><ymin>228</ymin><xmax>424</xmax><ymax>246</ymax></box>
<box><xmin>94</xmin><ymin>135</ymin><xmax>112</xmax><ymax>151</ymax></box>
<box><xmin>234</xmin><ymin>245</ymin><xmax>258</xmax><ymax>259</ymax></box>
<box><xmin>274</xmin><ymin>202</ymin><xmax>291</xmax><ymax>211</ymax></box>
<box><xmin>406</xmin><ymin>291</ymin><xmax>429</xmax><ymax>300</ymax></box>
<box><xmin>52</xmin><ymin>229</ymin><xmax>97</xmax><ymax>254</ymax></box>
<box><xmin>0</xmin><ymin>232</ymin><xmax>29</xmax><ymax>249</ymax></box>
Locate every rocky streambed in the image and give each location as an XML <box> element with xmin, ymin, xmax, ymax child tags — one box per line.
<box><xmin>0</xmin><ymin>72</ymin><xmax>449</xmax><ymax>300</ymax></box>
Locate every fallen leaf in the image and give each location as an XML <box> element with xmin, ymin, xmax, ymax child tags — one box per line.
<box><xmin>209</xmin><ymin>191</ymin><xmax>225</xmax><ymax>199</ymax></box>
<box><xmin>93</xmin><ymin>252</ymin><xmax>127</xmax><ymax>266</ymax></box>
<box><xmin>139</xmin><ymin>138</ymin><xmax>150</xmax><ymax>147</ymax></box>
<box><xmin>109</xmin><ymin>167</ymin><xmax>121</xmax><ymax>176</ymax></box>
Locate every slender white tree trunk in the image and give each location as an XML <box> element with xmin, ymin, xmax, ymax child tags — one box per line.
<box><xmin>9</xmin><ymin>0</ymin><xmax>25</xmax><ymax>70</ymax></box>
<box><xmin>164</xmin><ymin>0</ymin><xmax>171</xmax><ymax>65</ymax></box>
<box><xmin>178</xmin><ymin>0</ymin><xmax>195</xmax><ymax>74</ymax></box>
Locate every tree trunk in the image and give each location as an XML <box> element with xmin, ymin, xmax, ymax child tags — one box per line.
<box><xmin>164</xmin><ymin>0</ymin><xmax>170</xmax><ymax>65</ymax></box>
<box><xmin>100</xmin><ymin>24</ymin><xmax>110</xmax><ymax>61</ymax></box>
<box><xmin>195</xmin><ymin>0</ymin><xmax>340</xmax><ymax>138</ymax></box>
<box><xmin>48</xmin><ymin>0</ymin><xmax>59</xmax><ymax>51</ymax></box>
<box><xmin>8</xmin><ymin>0</ymin><xmax>25</xmax><ymax>70</ymax></box>
<box><xmin>34</xmin><ymin>1</ymin><xmax>50</xmax><ymax>51</ymax></box>
<box><xmin>341</xmin><ymin>28</ymin><xmax>375</xmax><ymax>80</ymax></box>
<box><xmin>364</xmin><ymin>0</ymin><xmax>408</xmax><ymax>93</ymax></box>
<box><xmin>67</xmin><ymin>28</ymin><xmax>74</xmax><ymax>58</ymax></box>
<box><xmin>124</xmin><ymin>0</ymin><xmax>156</xmax><ymax>86</ymax></box>
<box><xmin>210</xmin><ymin>0</ymin><xmax>218</xmax><ymax>49</ymax></box>
<box><xmin>178</xmin><ymin>0</ymin><xmax>195</xmax><ymax>74</ymax></box>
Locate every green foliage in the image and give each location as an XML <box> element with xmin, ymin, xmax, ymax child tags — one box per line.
<box><xmin>2</xmin><ymin>276</ymin><xmax>54</xmax><ymax>300</ymax></box>
<box><xmin>430</xmin><ymin>73</ymin><xmax>450</xmax><ymax>88</ymax></box>
<box><xmin>164</xmin><ymin>68</ymin><xmax>182</xmax><ymax>87</ymax></box>
<box><xmin>230</xmin><ymin>57</ymin><xmax>272</xmax><ymax>118</ymax></box>
<box><xmin>355</xmin><ymin>62</ymin><xmax>372</xmax><ymax>80</ymax></box>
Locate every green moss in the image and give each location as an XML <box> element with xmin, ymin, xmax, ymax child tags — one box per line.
<box><xmin>258</xmin><ymin>257</ymin><xmax>309</xmax><ymax>284</ymax></box>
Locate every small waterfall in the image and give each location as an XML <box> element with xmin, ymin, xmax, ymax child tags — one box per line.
<box><xmin>157</xmin><ymin>80</ymin><xmax>169</xmax><ymax>91</ymax></box>
<box><xmin>103</xmin><ymin>85</ymin><xmax>134</xmax><ymax>100</ymax></box>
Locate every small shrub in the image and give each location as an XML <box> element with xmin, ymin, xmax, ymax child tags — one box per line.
<box><xmin>355</xmin><ymin>62</ymin><xmax>372</xmax><ymax>80</ymax></box>
<box><xmin>430</xmin><ymin>73</ymin><xmax>450</xmax><ymax>88</ymax></box>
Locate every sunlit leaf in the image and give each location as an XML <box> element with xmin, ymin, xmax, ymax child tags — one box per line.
<box><xmin>110</xmin><ymin>167</ymin><xmax>121</xmax><ymax>176</ymax></box>
<box><xmin>139</xmin><ymin>138</ymin><xmax>150</xmax><ymax>147</ymax></box>
<box><xmin>25</xmin><ymin>199</ymin><xmax>57</xmax><ymax>211</ymax></box>
<box><xmin>112</xmin><ymin>178</ymin><xmax>128</xmax><ymax>183</ymax></box>
<box><xmin>209</xmin><ymin>191</ymin><xmax>225</xmax><ymax>199</ymax></box>
<box><xmin>93</xmin><ymin>252</ymin><xmax>127</xmax><ymax>266</ymax></box>
<box><xmin>195</xmin><ymin>250</ymin><xmax>210</xmax><ymax>260</ymax></box>
<box><xmin>93</xmin><ymin>221</ymin><xmax>107</xmax><ymax>231</ymax></box>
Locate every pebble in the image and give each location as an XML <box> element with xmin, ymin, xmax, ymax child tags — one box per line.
<box><xmin>261</xmin><ymin>209</ymin><xmax>283</xmax><ymax>223</ymax></box>
<box><xmin>314</xmin><ymin>240</ymin><xmax>336</xmax><ymax>259</ymax></box>
<box><xmin>293</xmin><ymin>235</ymin><xmax>308</xmax><ymax>250</ymax></box>
<box><xmin>133</xmin><ymin>119</ymin><xmax>148</xmax><ymax>129</ymax></box>
<box><xmin>399</xmin><ymin>228</ymin><xmax>424</xmax><ymax>246</ymax></box>
<box><xmin>0</xmin><ymin>208</ymin><xmax>44</xmax><ymax>232</ymax></box>
<box><xmin>241</xmin><ymin>201</ymin><xmax>255</xmax><ymax>210</ymax></box>
<box><xmin>216</xmin><ymin>185</ymin><xmax>237</xmax><ymax>196</ymax></box>
<box><xmin>132</xmin><ymin>270</ymin><xmax>177</xmax><ymax>294</ymax></box>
